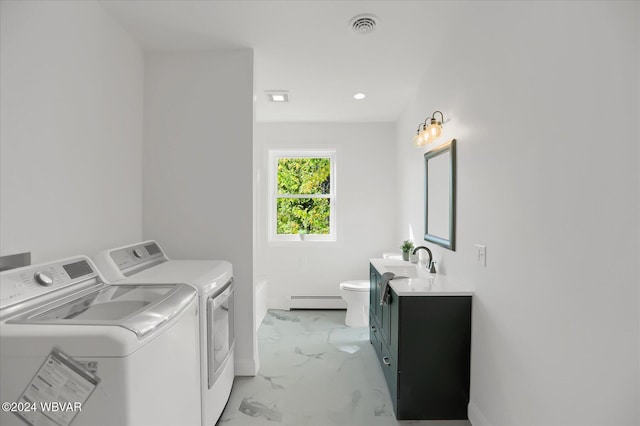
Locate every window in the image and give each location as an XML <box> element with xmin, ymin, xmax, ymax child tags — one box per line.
<box><xmin>268</xmin><ymin>150</ymin><xmax>337</xmax><ymax>242</ymax></box>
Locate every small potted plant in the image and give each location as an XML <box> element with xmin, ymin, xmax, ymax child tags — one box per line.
<box><xmin>401</xmin><ymin>240</ymin><xmax>414</xmax><ymax>261</ymax></box>
<box><xmin>298</xmin><ymin>228</ymin><xmax>308</xmax><ymax>241</ymax></box>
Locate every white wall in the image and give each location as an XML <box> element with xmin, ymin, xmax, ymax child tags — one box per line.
<box><xmin>254</xmin><ymin>122</ymin><xmax>397</xmax><ymax>309</ymax></box>
<box><xmin>637</xmin><ymin>2</ymin><xmax>640</xmax><ymax>416</ymax></box>
<box><xmin>143</xmin><ymin>50</ymin><xmax>256</xmax><ymax>374</ymax></box>
<box><xmin>396</xmin><ymin>2</ymin><xmax>640</xmax><ymax>425</ymax></box>
<box><xmin>0</xmin><ymin>0</ymin><xmax>143</xmax><ymax>263</ymax></box>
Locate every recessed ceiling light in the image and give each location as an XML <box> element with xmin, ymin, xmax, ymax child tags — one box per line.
<box><xmin>266</xmin><ymin>91</ymin><xmax>289</xmax><ymax>102</ymax></box>
<box><xmin>354</xmin><ymin>93</ymin><xmax>366</xmax><ymax>100</ymax></box>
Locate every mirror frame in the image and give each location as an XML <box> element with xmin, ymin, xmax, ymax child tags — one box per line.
<box><xmin>424</xmin><ymin>138</ymin><xmax>456</xmax><ymax>250</ymax></box>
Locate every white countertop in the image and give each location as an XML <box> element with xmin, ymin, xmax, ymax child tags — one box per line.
<box><xmin>370</xmin><ymin>258</ymin><xmax>473</xmax><ymax>296</ymax></box>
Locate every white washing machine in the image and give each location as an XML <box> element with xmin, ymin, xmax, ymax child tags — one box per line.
<box><xmin>0</xmin><ymin>256</ymin><xmax>201</xmax><ymax>426</ymax></box>
<box><xmin>93</xmin><ymin>241</ymin><xmax>234</xmax><ymax>426</ymax></box>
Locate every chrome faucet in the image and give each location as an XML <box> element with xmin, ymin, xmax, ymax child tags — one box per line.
<box><xmin>412</xmin><ymin>246</ymin><xmax>437</xmax><ymax>274</ymax></box>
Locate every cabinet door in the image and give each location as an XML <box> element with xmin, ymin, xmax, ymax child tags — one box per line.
<box><xmin>396</xmin><ymin>296</ymin><xmax>472</xmax><ymax>420</ymax></box>
<box><xmin>370</xmin><ymin>264</ymin><xmax>393</xmax><ymax>346</ymax></box>
<box><xmin>380</xmin><ymin>290</ymin><xmax>392</xmax><ymax>345</ymax></box>
<box><xmin>389</xmin><ymin>289</ymin><xmax>400</xmax><ymax>365</ymax></box>
<box><xmin>369</xmin><ymin>264</ymin><xmax>381</xmax><ymax>321</ymax></box>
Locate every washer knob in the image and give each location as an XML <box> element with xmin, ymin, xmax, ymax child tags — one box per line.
<box><xmin>132</xmin><ymin>248</ymin><xmax>144</xmax><ymax>259</ymax></box>
<box><xmin>34</xmin><ymin>271</ymin><xmax>54</xmax><ymax>287</ymax></box>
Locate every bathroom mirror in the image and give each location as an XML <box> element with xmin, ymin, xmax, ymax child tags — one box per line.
<box><xmin>424</xmin><ymin>138</ymin><xmax>456</xmax><ymax>250</ymax></box>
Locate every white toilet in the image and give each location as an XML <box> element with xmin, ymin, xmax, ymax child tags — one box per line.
<box><xmin>339</xmin><ymin>280</ymin><xmax>370</xmax><ymax>327</ymax></box>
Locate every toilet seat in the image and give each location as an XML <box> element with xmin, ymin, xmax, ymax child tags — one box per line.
<box><xmin>340</xmin><ymin>280</ymin><xmax>369</xmax><ymax>292</ymax></box>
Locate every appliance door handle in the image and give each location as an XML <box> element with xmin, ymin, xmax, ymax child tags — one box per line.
<box><xmin>206</xmin><ymin>278</ymin><xmax>235</xmax><ymax>389</ymax></box>
<box><xmin>206</xmin><ymin>295</ymin><xmax>215</xmax><ymax>389</ymax></box>
<box><xmin>213</xmin><ymin>279</ymin><xmax>234</xmax><ymax>309</ymax></box>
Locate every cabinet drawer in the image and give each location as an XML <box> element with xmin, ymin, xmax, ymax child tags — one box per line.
<box><xmin>380</xmin><ymin>342</ymin><xmax>398</xmax><ymax>413</ymax></box>
<box><xmin>370</xmin><ymin>316</ymin><xmax>382</xmax><ymax>358</ymax></box>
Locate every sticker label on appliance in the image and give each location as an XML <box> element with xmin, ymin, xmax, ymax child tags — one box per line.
<box><xmin>13</xmin><ymin>348</ymin><xmax>100</xmax><ymax>426</ymax></box>
<box><xmin>76</xmin><ymin>361</ymin><xmax>98</xmax><ymax>375</ymax></box>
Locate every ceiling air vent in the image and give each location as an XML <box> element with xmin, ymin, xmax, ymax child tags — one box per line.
<box><xmin>349</xmin><ymin>14</ymin><xmax>378</xmax><ymax>35</ymax></box>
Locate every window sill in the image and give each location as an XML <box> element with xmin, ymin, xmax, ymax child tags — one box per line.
<box><xmin>268</xmin><ymin>239</ymin><xmax>339</xmax><ymax>248</ymax></box>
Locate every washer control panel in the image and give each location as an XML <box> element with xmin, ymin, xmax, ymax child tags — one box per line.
<box><xmin>34</xmin><ymin>271</ymin><xmax>54</xmax><ymax>286</ymax></box>
<box><xmin>0</xmin><ymin>257</ymin><xmax>99</xmax><ymax>309</ymax></box>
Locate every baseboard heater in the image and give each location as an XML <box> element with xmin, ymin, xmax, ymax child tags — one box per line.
<box><xmin>289</xmin><ymin>295</ymin><xmax>345</xmax><ymax>309</ymax></box>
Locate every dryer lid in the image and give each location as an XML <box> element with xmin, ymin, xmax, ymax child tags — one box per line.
<box><xmin>121</xmin><ymin>260</ymin><xmax>233</xmax><ymax>294</ymax></box>
<box><xmin>9</xmin><ymin>283</ymin><xmax>196</xmax><ymax>338</ymax></box>
<box><xmin>92</xmin><ymin>241</ymin><xmax>233</xmax><ymax>294</ymax></box>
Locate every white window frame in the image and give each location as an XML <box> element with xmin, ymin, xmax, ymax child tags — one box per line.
<box><xmin>268</xmin><ymin>149</ymin><xmax>337</xmax><ymax>243</ymax></box>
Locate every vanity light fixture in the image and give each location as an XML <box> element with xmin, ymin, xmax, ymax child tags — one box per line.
<box><xmin>413</xmin><ymin>110</ymin><xmax>445</xmax><ymax>147</ymax></box>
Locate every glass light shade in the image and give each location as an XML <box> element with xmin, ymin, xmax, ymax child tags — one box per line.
<box><xmin>413</xmin><ymin>131</ymin><xmax>427</xmax><ymax>147</ymax></box>
<box><xmin>426</xmin><ymin>121</ymin><xmax>442</xmax><ymax>139</ymax></box>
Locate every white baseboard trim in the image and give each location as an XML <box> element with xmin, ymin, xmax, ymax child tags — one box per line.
<box><xmin>234</xmin><ymin>356</ymin><xmax>258</xmax><ymax>376</ymax></box>
<box><xmin>255</xmin><ymin>278</ymin><xmax>268</xmax><ymax>330</ymax></box>
<box><xmin>289</xmin><ymin>295</ymin><xmax>346</xmax><ymax>309</ymax></box>
<box><xmin>468</xmin><ymin>401</ymin><xmax>492</xmax><ymax>426</ymax></box>
<box><xmin>267</xmin><ymin>295</ymin><xmax>290</xmax><ymax>311</ymax></box>
<box><xmin>267</xmin><ymin>295</ymin><xmax>347</xmax><ymax>310</ymax></box>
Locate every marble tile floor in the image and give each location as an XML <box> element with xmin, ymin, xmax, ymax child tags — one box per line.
<box><xmin>217</xmin><ymin>309</ymin><xmax>471</xmax><ymax>426</ymax></box>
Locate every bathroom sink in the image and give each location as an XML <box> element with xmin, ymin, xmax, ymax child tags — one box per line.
<box><xmin>383</xmin><ymin>265</ymin><xmax>419</xmax><ymax>278</ymax></box>
<box><xmin>370</xmin><ymin>258</ymin><xmax>432</xmax><ymax>279</ymax></box>
<box><xmin>382</xmin><ymin>252</ymin><xmax>403</xmax><ymax>260</ymax></box>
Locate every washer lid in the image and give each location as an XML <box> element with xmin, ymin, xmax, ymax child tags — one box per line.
<box><xmin>9</xmin><ymin>283</ymin><xmax>196</xmax><ymax>338</ymax></box>
<box><xmin>340</xmin><ymin>280</ymin><xmax>369</xmax><ymax>292</ymax></box>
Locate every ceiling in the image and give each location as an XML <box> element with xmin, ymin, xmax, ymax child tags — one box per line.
<box><xmin>100</xmin><ymin>1</ymin><xmax>462</xmax><ymax>123</ymax></box>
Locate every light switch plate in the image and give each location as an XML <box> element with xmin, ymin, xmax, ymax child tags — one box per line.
<box><xmin>474</xmin><ymin>245</ymin><xmax>486</xmax><ymax>267</ymax></box>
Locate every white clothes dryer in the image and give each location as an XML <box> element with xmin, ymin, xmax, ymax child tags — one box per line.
<box><xmin>93</xmin><ymin>241</ymin><xmax>234</xmax><ymax>426</ymax></box>
<box><xmin>0</xmin><ymin>256</ymin><xmax>201</xmax><ymax>426</ymax></box>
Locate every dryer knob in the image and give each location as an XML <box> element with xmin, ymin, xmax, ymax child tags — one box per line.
<box><xmin>34</xmin><ymin>271</ymin><xmax>54</xmax><ymax>287</ymax></box>
<box><xmin>132</xmin><ymin>248</ymin><xmax>144</xmax><ymax>259</ymax></box>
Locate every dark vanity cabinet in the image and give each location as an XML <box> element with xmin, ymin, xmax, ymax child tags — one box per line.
<box><xmin>369</xmin><ymin>263</ymin><xmax>472</xmax><ymax>420</ymax></box>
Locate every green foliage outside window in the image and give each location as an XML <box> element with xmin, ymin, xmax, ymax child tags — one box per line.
<box><xmin>276</xmin><ymin>158</ymin><xmax>331</xmax><ymax>235</ymax></box>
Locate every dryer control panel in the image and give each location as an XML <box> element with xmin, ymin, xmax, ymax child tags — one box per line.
<box><xmin>108</xmin><ymin>241</ymin><xmax>167</xmax><ymax>277</ymax></box>
<box><xmin>0</xmin><ymin>257</ymin><xmax>101</xmax><ymax>311</ymax></box>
